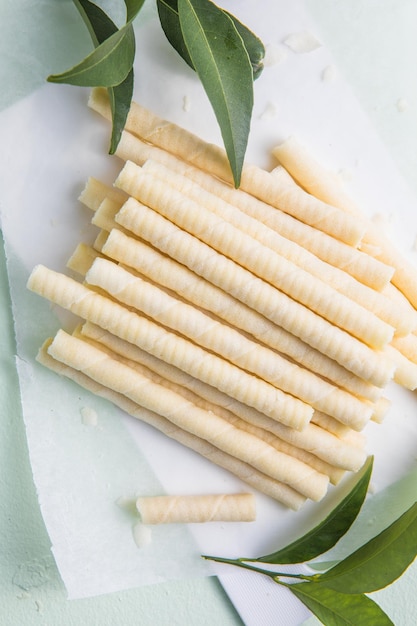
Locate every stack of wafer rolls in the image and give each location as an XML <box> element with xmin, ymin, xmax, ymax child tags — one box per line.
<box><xmin>26</xmin><ymin>88</ymin><xmax>417</xmax><ymax>511</ymax></box>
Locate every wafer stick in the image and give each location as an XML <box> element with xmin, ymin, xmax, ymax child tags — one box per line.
<box><xmin>383</xmin><ymin>345</ymin><xmax>417</xmax><ymax>390</ymax></box>
<box><xmin>116</xmin><ymin>163</ymin><xmax>394</xmax><ymax>349</ymax></box>
<box><xmin>79</xmin><ymin>176</ymin><xmax>127</xmax><ymax>211</ymax></box>
<box><xmin>89</xmin><ymin>88</ymin><xmax>366</xmax><ymax>245</ymax></box>
<box><xmin>67</xmin><ymin>243</ymin><xmax>103</xmax><ymax>275</ymax></box>
<box><xmin>76</xmin><ymin>327</ymin><xmax>348</xmax><ymax>483</ymax></box>
<box><xmin>78</xmin><ymin>322</ymin><xmax>367</xmax><ymax>473</ymax></box>
<box><xmin>85</xmin><ymin>256</ymin><xmax>374</xmax><ymax>427</ymax></box>
<box><xmin>272</xmin><ymin>137</ymin><xmax>359</xmax><ymax>212</ymax></box>
<box><xmin>142</xmin><ymin>159</ymin><xmax>416</xmax><ymax>336</ymax></box>
<box><xmin>45</xmin><ymin>329</ymin><xmax>329</xmax><ymax>500</ymax></box>
<box><xmin>111</xmin><ymin>130</ymin><xmax>394</xmax><ymax>291</ymax></box>
<box><xmin>98</xmin><ymin>228</ymin><xmax>382</xmax><ymax>402</ymax></box>
<box><xmin>391</xmin><ymin>333</ymin><xmax>417</xmax><ymax>364</ymax></box>
<box><xmin>135</xmin><ymin>493</ymin><xmax>256</xmax><ymax>524</ymax></box>
<box><xmin>114</xmin><ymin>198</ymin><xmax>395</xmax><ymax>387</ymax></box>
<box><xmin>272</xmin><ymin>136</ymin><xmax>417</xmax><ymax>309</ymax></box>
<box><xmin>37</xmin><ymin>342</ymin><xmax>306</xmax><ymax>509</ymax></box>
<box><xmin>27</xmin><ymin>265</ymin><xmax>313</xmax><ymax>429</ymax></box>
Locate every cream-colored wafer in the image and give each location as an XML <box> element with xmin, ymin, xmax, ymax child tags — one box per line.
<box><xmin>383</xmin><ymin>345</ymin><xmax>417</xmax><ymax>390</ymax></box>
<box><xmin>89</xmin><ymin>88</ymin><xmax>366</xmax><ymax>245</ymax></box>
<box><xmin>79</xmin><ymin>176</ymin><xmax>127</xmax><ymax>211</ymax></box>
<box><xmin>67</xmin><ymin>243</ymin><xmax>102</xmax><ymax>275</ymax></box>
<box><xmin>272</xmin><ymin>135</ymin><xmax>417</xmax><ymax>308</ymax></box>
<box><xmin>142</xmin><ymin>159</ymin><xmax>416</xmax><ymax>336</ymax></box>
<box><xmin>85</xmin><ymin>256</ymin><xmax>374</xmax><ymax>428</ymax></box>
<box><xmin>36</xmin><ymin>341</ymin><xmax>306</xmax><ymax>509</ymax></box>
<box><xmin>74</xmin><ymin>329</ymin><xmax>346</xmax><ymax>483</ymax></box>
<box><xmin>135</xmin><ymin>493</ymin><xmax>256</xmax><ymax>524</ymax></box>
<box><xmin>391</xmin><ymin>333</ymin><xmax>417</xmax><ymax>364</ymax></box>
<box><xmin>116</xmin><ymin>162</ymin><xmax>393</xmax><ymax>349</ymax></box>
<box><xmin>45</xmin><ymin>329</ymin><xmax>328</xmax><ymax>500</ymax></box>
<box><xmin>370</xmin><ymin>396</ymin><xmax>391</xmax><ymax>424</ymax></box>
<box><xmin>114</xmin><ymin>198</ymin><xmax>395</xmax><ymax>387</ymax></box>
<box><xmin>272</xmin><ymin>136</ymin><xmax>359</xmax><ymax>212</ymax></box>
<box><xmin>111</xmin><ymin>130</ymin><xmax>394</xmax><ymax>291</ymax></box>
<box><xmin>99</xmin><ymin>228</ymin><xmax>382</xmax><ymax>402</ymax></box>
<box><xmin>27</xmin><ymin>265</ymin><xmax>312</xmax><ymax>429</ymax></box>
<box><xmin>78</xmin><ymin>322</ymin><xmax>367</xmax><ymax>473</ymax></box>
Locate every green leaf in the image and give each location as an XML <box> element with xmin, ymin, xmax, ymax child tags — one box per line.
<box><xmin>316</xmin><ymin>501</ymin><xmax>417</xmax><ymax>594</ymax></box>
<box><xmin>222</xmin><ymin>9</ymin><xmax>265</xmax><ymax>79</ymax></box>
<box><xmin>108</xmin><ymin>68</ymin><xmax>134</xmax><ymax>153</ymax></box>
<box><xmin>288</xmin><ymin>583</ymin><xmax>394</xmax><ymax>626</ymax></box>
<box><xmin>124</xmin><ymin>0</ymin><xmax>146</xmax><ymax>22</ymax></box>
<box><xmin>253</xmin><ymin>457</ymin><xmax>373</xmax><ymax>565</ymax></box>
<box><xmin>157</xmin><ymin>0</ymin><xmax>265</xmax><ymax>78</ymax></box>
<box><xmin>73</xmin><ymin>0</ymin><xmax>117</xmax><ymax>46</ymax></box>
<box><xmin>157</xmin><ymin>0</ymin><xmax>194</xmax><ymax>68</ymax></box>
<box><xmin>47</xmin><ymin>24</ymin><xmax>135</xmax><ymax>87</ymax></box>
<box><xmin>59</xmin><ymin>1</ymin><xmax>141</xmax><ymax>153</ymax></box>
<box><xmin>178</xmin><ymin>0</ymin><xmax>254</xmax><ymax>187</ymax></box>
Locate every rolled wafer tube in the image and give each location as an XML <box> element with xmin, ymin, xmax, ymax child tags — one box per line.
<box><xmin>97</xmin><ymin>228</ymin><xmax>382</xmax><ymax>402</ymax></box>
<box><xmin>142</xmin><ymin>159</ymin><xmax>416</xmax><ymax>336</ymax></box>
<box><xmin>391</xmin><ymin>332</ymin><xmax>417</xmax><ymax>364</ymax></box>
<box><xmin>36</xmin><ymin>342</ymin><xmax>306</xmax><ymax>509</ymax></box>
<box><xmin>67</xmin><ymin>243</ymin><xmax>103</xmax><ymax>275</ymax></box>
<box><xmin>79</xmin><ymin>322</ymin><xmax>367</xmax><ymax>472</ymax></box>
<box><xmin>272</xmin><ymin>136</ymin><xmax>417</xmax><ymax>309</ymax></box>
<box><xmin>383</xmin><ymin>345</ymin><xmax>417</xmax><ymax>390</ymax></box>
<box><xmin>115</xmin><ymin>163</ymin><xmax>394</xmax><ymax>349</ymax></box>
<box><xmin>135</xmin><ymin>494</ymin><xmax>256</xmax><ymax>524</ymax></box>
<box><xmin>114</xmin><ymin>198</ymin><xmax>395</xmax><ymax>387</ymax></box>
<box><xmin>272</xmin><ymin>137</ymin><xmax>360</xmax><ymax>212</ymax></box>
<box><xmin>110</xmin><ymin>130</ymin><xmax>394</xmax><ymax>291</ymax></box>
<box><xmin>45</xmin><ymin>329</ymin><xmax>328</xmax><ymax>500</ymax></box>
<box><xmin>75</xmin><ymin>329</ymin><xmax>346</xmax><ymax>484</ymax></box>
<box><xmin>85</xmin><ymin>257</ymin><xmax>375</xmax><ymax>428</ymax></box>
<box><xmin>27</xmin><ymin>266</ymin><xmax>313</xmax><ymax>429</ymax></box>
<box><xmin>88</xmin><ymin>88</ymin><xmax>366</xmax><ymax>246</ymax></box>
<box><xmin>310</xmin><ymin>412</ymin><xmax>365</xmax><ymax>445</ymax></box>
<box><xmin>79</xmin><ymin>176</ymin><xmax>127</xmax><ymax>211</ymax></box>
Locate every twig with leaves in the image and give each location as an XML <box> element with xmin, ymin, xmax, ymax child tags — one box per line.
<box><xmin>203</xmin><ymin>458</ymin><xmax>417</xmax><ymax>625</ymax></box>
<box><xmin>47</xmin><ymin>0</ymin><xmax>264</xmax><ymax>187</ymax></box>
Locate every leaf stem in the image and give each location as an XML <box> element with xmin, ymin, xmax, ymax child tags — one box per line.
<box><xmin>201</xmin><ymin>554</ymin><xmax>312</xmax><ymax>583</ymax></box>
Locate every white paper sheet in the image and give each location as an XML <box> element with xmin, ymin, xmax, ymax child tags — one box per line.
<box><xmin>1</xmin><ymin>1</ymin><xmax>417</xmax><ymax>622</ymax></box>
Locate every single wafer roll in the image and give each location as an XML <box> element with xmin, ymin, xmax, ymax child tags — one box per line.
<box><xmin>136</xmin><ymin>493</ymin><xmax>256</xmax><ymax>524</ymax></box>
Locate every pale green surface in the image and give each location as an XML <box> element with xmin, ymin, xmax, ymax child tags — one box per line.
<box><xmin>305</xmin><ymin>0</ymin><xmax>417</xmax><ymax>198</ymax></box>
<box><xmin>0</xmin><ymin>233</ymin><xmax>244</xmax><ymax>625</ymax></box>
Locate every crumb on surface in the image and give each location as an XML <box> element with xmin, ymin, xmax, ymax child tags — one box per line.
<box><xmin>258</xmin><ymin>102</ymin><xmax>278</xmax><ymax>121</ymax></box>
<box><xmin>283</xmin><ymin>31</ymin><xmax>322</xmax><ymax>54</ymax></box>
<box><xmin>182</xmin><ymin>95</ymin><xmax>191</xmax><ymax>113</ymax></box>
<box><xmin>80</xmin><ymin>406</ymin><xmax>98</xmax><ymax>426</ymax></box>
<box><xmin>133</xmin><ymin>522</ymin><xmax>152</xmax><ymax>548</ymax></box>
<box><xmin>263</xmin><ymin>43</ymin><xmax>288</xmax><ymax>66</ymax></box>
<box><xmin>322</xmin><ymin>64</ymin><xmax>338</xmax><ymax>83</ymax></box>
<box><xmin>396</xmin><ymin>97</ymin><xmax>409</xmax><ymax>112</ymax></box>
